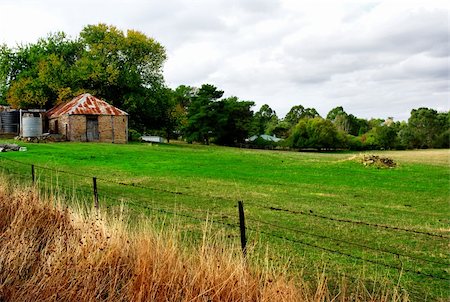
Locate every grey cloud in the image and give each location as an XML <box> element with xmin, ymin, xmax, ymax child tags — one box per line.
<box><xmin>2</xmin><ymin>0</ymin><xmax>448</xmax><ymax>120</ymax></box>
<box><xmin>283</xmin><ymin>8</ymin><xmax>448</xmax><ymax>59</ymax></box>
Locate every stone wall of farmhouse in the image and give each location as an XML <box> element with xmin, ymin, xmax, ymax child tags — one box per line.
<box><xmin>69</xmin><ymin>115</ymin><xmax>87</xmax><ymax>141</ymax></box>
<box><xmin>48</xmin><ymin>115</ymin><xmax>70</xmax><ymax>138</ymax></box>
<box><xmin>113</xmin><ymin>115</ymin><xmax>128</xmax><ymax>144</ymax></box>
<box><xmin>98</xmin><ymin>115</ymin><xmax>113</xmax><ymax>142</ymax></box>
<box><xmin>98</xmin><ymin>115</ymin><xmax>128</xmax><ymax>143</ymax></box>
<box><xmin>48</xmin><ymin>114</ymin><xmax>127</xmax><ymax>143</ymax></box>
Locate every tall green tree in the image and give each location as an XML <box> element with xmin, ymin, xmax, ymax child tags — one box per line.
<box><xmin>184</xmin><ymin>84</ymin><xmax>224</xmax><ymax>145</ymax></box>
<box><xmin>284</xmin><ymin>105</ymin><xmax>319</xmax><ymax>127</ymax></box>
<box><xmin>74</xmin><ymin>24</ymin><xmax>166</xmax><ymax>109</ymax></box>
<box><xmin>287</xmin><ymin>117</ymin><xmax>342</xmax><ymax>150</ymax></box>
<box><xmin>435</xmin><ymin>111</ymin><xmax>450</xmax><ymax>148</ymax></box>
<box><xmin>406</xmin><ymin>108</ymin><xmax>447</xmax><ymax>148</ymax></box>
<box><xmin>1</xmin><ymin>32</ymin><xmax>83</xmax><ymax>108</ymax></box>
<box><xmin>326</xmin><ymin>106</ymin><xmax>362</xmax><ymax>135</ymax></box>
<box><xmin>326</xmin><ymin>106</ymin><xmax>346</xmax><ymax>121</ymax></box>
<box><xmin>161</xmin><ymin>85</ymin><xmax>197</xmax><ymax>141</ymax></box>
<box><xmin>214</xmin><ymin>97</ymin><xmax>255</xmax><ymax>145</ymax></box>
<box><xmin>369</xmin><ymin>124</ymin><xmax>399</xmax><ymax>149</ymax></box>
<box><xmin>183</xmin><ymin>85</ymin><xmax>255</xmax><ymax>145</ymax></box>
<box><xmin>252</xmin><ymin>104</ymin><xmax>278</xmax><ymax>135</ymax></box>
<box><xmin>0</xmin><ymin>44</ymin><xmax>13</xmax><ymax>104</ymax></box>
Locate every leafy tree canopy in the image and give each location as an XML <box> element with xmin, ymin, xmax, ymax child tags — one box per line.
<box><xmin>284</xmin><ymin>105</ymin><xmax>319</xmax><ymax>127</ymax></box>
<box><xmin>182</xmin><ymin>84</ymin><xmax>254</xmax><ymax>145</ymax></box>
<box><xmin>184</xmin><ymin>84</ymin><xmax>224</xmax><ymax>144</ymax></box>
<box><xmin>252</xmin><ymin>104</ymin><xmax>278</xmax><ymax>135</ymax></box>
<box><xmin>406</xmin><ymin>107</ymin><xmax>448</xmax><ymax>148</ymax></box>
<box><xmin>287</xmin><ymin>117</ymin><xmax>342</xmax><ymax>150</ymax></box>
<box><xmin>0</xmin><ymin>24</ymin><xmax>167</xmax><ymax>133</ymax></box>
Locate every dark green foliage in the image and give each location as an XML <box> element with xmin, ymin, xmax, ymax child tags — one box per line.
<box><xmin>184</xmin><ymin>84</ymin><xmax>224</xmax><ymax>145</ymax></box>
<box><xmin>124</xmin><ymin>86</ymin><xmax>173</xmax><ymax>134</ymax></box>
<box><xmin>363</xmin><ymin>124</ymin><xmax>398</xmax><ymax>150</ymax></box>
<box><xmin>249</xmin><ymin>136</ymin><xmax>279</xmax><ymax>148</ymax></box>
<box><xmin>403</xmin><ymin>108</ymin><xmax>449</xmax><ymax>148</ymax></box>
<box><xmin>326</xmin><ymin>106</ymin><xmax>362</xmax><ymax>136</ymax></box>
<box><xmin>0</xmin><ymin>32</ymin><xmax>84</xmax><ymax>108</ymax></box>
<box><xmin>326</xmin><ymin>106</ymin><xmax>346</xmax><ymax>121</ymax></box>
<box><xmin>266</xmin><ymin>120</ymin><xmax>290</xmax><ymax>139</ymax></box>
<box><xmin>183</xmin><ymin>85</ymin><xmax>254</xmax><ymax>146</ymax></box>
<box><xmin>284</xmin><ymin>105</ymin><xmax>320</xmax><ymax>127</ymax></box>
<box><xmin>128</xmin><ymin>129</ymin><xmax>142</xmax><ymax>141</ymax></box>
<box><xmin>251</xmin><ymin>104</ymin><xmax>278</xmax><ymax>135</ymax></box>
<box><xmin>287</xmin><ymin>117</ymin><xmax>343</xmax><ymax>150</ymax></box>
<box><xmin>214</xmin><ymin>97</ymin><xmax>255</xmax><ymax>145</ymax></box>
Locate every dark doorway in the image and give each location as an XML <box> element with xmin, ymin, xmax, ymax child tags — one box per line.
<box><xmin>54</xmin><ymin>120</ymin><xmax>59</xmax><ymax>134</ymax></box>
<box><xmin>86</xmin><ymin>116</ymin><xmax>99</xmax><ymax>141</ymax></box>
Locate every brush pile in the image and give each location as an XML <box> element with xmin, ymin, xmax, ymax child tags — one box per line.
<box><xmin>360</xmin><ymin>155</ymin><xmax>397</xmax><ymax>168</ymax></box>
<box><xmin>14</xmin><ymin>133</ymin><xmax>65</xmax><ymax>143</ymax></box>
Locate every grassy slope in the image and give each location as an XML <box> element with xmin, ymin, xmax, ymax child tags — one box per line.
<box><xmin>0</xmin><ymin>141</ymin><xmax>448</xmax><ymax>300</ymax></box>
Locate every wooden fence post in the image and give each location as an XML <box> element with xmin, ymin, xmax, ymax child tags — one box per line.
<box><xmin>31</xmin><ymin>164</ymin><xmax>35</xmax><ymax>185</ymax></box>
<box><xmin>238</xmin><ymin>200</ymin><xmax>247</xmax><ymax>258</ymax></box>
<box><xmin>93</xmin><ymin>177</ymin><xmax>98</xmax><ymax>209</ymax></box>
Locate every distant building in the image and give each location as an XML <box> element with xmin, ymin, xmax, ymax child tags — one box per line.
<box><xmin>246</xmin><ymin>134</ymin><xmax>283</xmax><ymax>143</ymax></box>
<box><xmin>141</xmin><ymin>135</ymin><xmax>165</xmax><ymax>143</ymax></box>
<box><xmin>383</xmin><ymin>117</ymin><xmax>394</xmax><ymax>127</ymax></box>
<box><xmin>46</xmin><ymin>93</ymin><xmax>128</xmax><ymax>143</ymax></box>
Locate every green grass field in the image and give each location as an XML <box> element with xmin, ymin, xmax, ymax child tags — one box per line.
<box><xmin>0</xmin><ymin>141</ymin><xmax>448</xmax><ymax>300</ymax></box>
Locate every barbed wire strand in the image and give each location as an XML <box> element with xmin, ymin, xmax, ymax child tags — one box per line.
<box><xmin>250</xmin><ymin>226</ymin><xmax>449</xmax><ymax>281</ymax></box>
<box><xmin>261</xmin><ymin>205</ymin><xmax>449</xmax><ymax>239</ymax></box>
<box><xmin>247</xmin><ymin>216</ymin><xmax>449</xmax><ymax>266</ymax></box>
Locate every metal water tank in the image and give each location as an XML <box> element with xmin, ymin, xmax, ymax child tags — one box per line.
<box><xmin>1</xmin><ymin>111</ymin><xmax>19</xmax><ymax>133</ymax></box>
<box><xmin>22</xmin><ymin>113</ymin><xmax>43</xmax><ymax>137</ymax></box>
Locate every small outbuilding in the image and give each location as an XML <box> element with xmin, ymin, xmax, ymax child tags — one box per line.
<box><xmin>246</xmin><ymin>134</ymin><xmax>282</xmax><ymax>143</ymax></box>
<box><xmin>46</xmin><ymin>93</ymin><xmax>128</xmax><ymax>143</ymax></box>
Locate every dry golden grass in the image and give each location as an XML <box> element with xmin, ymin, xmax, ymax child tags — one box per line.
<box><xmin>370</xmin><ymin>149</ymin><xmax>450</xmax><ymax>166</ymax></box>
<box><xmin>0</xmin><ymin>178</ymin><xmax>408</xmax><ymax>302</ymax></box>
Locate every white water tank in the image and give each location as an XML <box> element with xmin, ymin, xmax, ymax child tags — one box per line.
<box><xmin>22</xmin><ymin>113</ymin><xmax>43</xmax><ymax>137</ymax></box>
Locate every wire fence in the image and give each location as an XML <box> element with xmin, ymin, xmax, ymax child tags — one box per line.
<box><xmin>0</xmin><ymin>154</ymin><xmax>449</xmax><ymax>288</ymax></box>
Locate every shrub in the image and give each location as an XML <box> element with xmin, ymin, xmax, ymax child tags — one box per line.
<box><xmin>128</xmin><ymin>129</ymin><xmax>142</xmax><ymax>142</ymax></box>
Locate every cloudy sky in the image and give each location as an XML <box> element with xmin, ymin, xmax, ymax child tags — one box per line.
<box><xmin>0</xmin><ymin>0</ymin><xmax>448</xmax><ymax>120</ymax></box>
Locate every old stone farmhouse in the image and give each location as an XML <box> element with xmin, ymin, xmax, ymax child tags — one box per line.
<box><xmin>46</xmin><ymin>93</ymin><xmax>128</xmax><ymax>143</ymax></box>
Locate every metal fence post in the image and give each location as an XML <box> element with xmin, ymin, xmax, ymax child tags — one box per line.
<box><xmin>31</xmin><ymin>164</ymin><xmax>35</xmax><ymax>185</ymax></box>
<box><xmin>238</xmin><ymin>200</ymin><xmax>247</xmax><ymax>259</ymax></box>
<box><xmin>93</xmin><ymin>177</ymin><xmax>98</xmax><ymax>209</ymax></box>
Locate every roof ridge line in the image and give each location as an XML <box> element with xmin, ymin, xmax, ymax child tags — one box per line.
<box><xmin>68</xmin><ymin>93</ymin><xmax>89</xmax><ymax>115</ymax></box>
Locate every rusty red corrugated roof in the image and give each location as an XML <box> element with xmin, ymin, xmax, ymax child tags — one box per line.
<box><xmin>47</xmin><ymin>93</ymin><xmax>128</xmax><ymax>118</ymax></box>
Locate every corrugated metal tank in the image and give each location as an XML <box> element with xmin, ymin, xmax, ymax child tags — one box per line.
<box><xmin>22</xmin><ymin>113</ymin><xmax>43</xmax><ymax>137</ymax></box>
<box><xmin>1</xmin><ymin>111</ymin><xmax>19</xmax><ymax>133</ymax></box>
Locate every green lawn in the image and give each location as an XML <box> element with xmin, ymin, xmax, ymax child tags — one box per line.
<box><xmin>0</xmin><ymin>141</ymin><xmax>448</xmax><ymax>300</ymax></box>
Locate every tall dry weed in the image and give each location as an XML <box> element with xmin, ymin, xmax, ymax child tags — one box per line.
<box><xmin>0</xmin><ymin>177</ymin><xmax>407</xmax><ymax>301</ymax></box>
